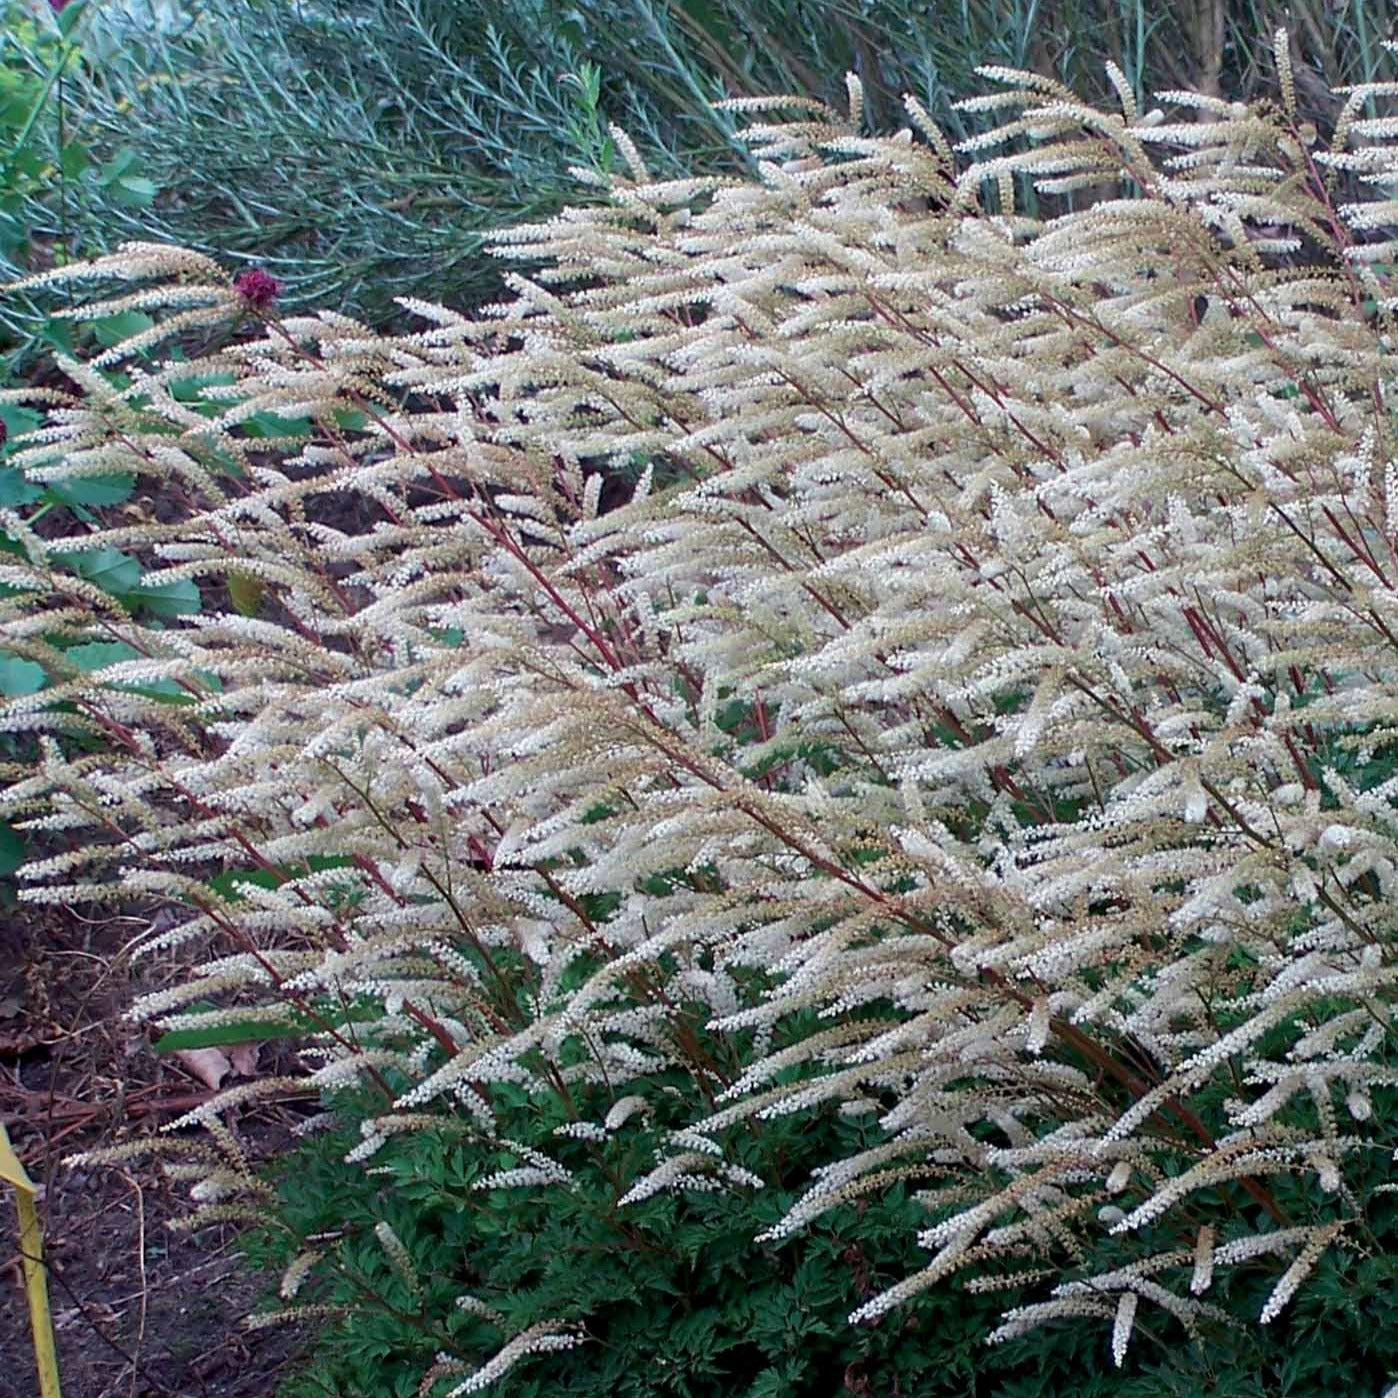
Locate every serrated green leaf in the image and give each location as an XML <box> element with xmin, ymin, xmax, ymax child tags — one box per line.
<box><xmin>36</xmin><ymin>317</ymin><xmax>75</xmax><ymax>355</ymax></box>
<box><xmin>58</xmin><ymin>547</ymin><xmax>141</xmax><ymax>595</ymax></box>
<box><xmin>59</xmin><ymin>140</ymin><xmax>91</xmax><ymax>179</ymax></box>
<box><xmin>59</xmin><ymin>642</ymin><xmax>208</xmax><ymax>702</ymax></box>
<box><xmin>97</xmin><ymin>146</ymin><xmax>138</xmax><ymax>183</ymax></box>
<box><xmin>90</xmin><ymin>310</ymin><xmax>156</xmax><ymax>348</ymax></box>
<box><xmin>0</xmin><ymin>405</ymin><xmax>42</xmax><ymax>447</ymax></box>
<box><xmin>241</xmin><ymin>410</ymin><xmax>315</xmax><ymax>439</ymax></box>
<box><xmin>113</xmin><ymin>173</ymin><xmax>158</xmax><ymax>206</ymax></box>
<box><xmin>61</xmin><ymin>640</ymin><xmax>140</xmax><ymax>671</ymax></box>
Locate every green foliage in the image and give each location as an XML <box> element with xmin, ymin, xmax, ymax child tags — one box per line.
<box><xmin>41</xmin><ymin>0</ymin><xmax>1397</xmax><ymax>329</ymax></box>
<box><xmin>0</xmin><ymin>4</ymin><xmax>75</xmax><ymax>269</ymax></box>
<box><xmin>0</xmin><ymin>396</ymin><xmax>203</xmax><ymax>890</ymax></box>
<box><xmin>249</xmin><ymin>1070</ymin><xmax>1397</xmax><ymax>1398</ymax></box>
<box><xmin>0</xmin><ymin>0</ymin><xmax>160</xmax><ymax>362</ymax></box>
<box><xmin>248</xmin><ymin>1067</ymin><xmax>1001</xmax><ymax>1398</ymax></box>
<box><xmin>0</xmin><ymin>2</ymin><xmax>170</xmax><ymax>888</ymax></box>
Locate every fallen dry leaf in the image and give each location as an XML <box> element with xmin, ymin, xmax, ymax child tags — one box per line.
<box><xmin>175</xmin><ymin>1046</ymin><xmax>232</xmax><ymax>1090</ymax></box>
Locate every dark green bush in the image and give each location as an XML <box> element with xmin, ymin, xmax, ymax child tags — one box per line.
<box><xmin>248</xmin><ymin>1066</ymin><xmax>1012</xmax><ymax>1398</ymax></box>
<box><xmin>246</xmin><ymin>1058</ymin><xmax>1397</xmax><ymax>1398</ymax></box>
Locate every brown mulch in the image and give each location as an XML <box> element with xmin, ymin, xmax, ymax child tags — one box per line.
<box><xmin>0</xmin><ymin>900</ymin><xmax>307</xmax><ymax>1398</ymax></box>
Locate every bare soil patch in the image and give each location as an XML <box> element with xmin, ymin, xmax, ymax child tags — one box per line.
<box><xmin>0</xmin><ymin>900</ymin><xmax>304</xmax><ymax>1398</ymax></box>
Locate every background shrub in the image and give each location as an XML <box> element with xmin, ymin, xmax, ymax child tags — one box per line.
<box><xmin>19</xmin><ymin>0</ymin><xmax>1398</xmax><ymax>329</ymax></box>
<box><xmin>0</xmin><ymin>0</ymin><xmax>169</xmax><ymax>364</ymax></box>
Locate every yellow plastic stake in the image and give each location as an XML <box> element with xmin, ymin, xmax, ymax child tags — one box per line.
<box><xmin>0</xmin><ymin>1121</ymin><xmax>62</xmax><ymax>1398</ymax></box>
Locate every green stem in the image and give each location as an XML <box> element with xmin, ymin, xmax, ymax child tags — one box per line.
<box><xmin>8</xmin><ymin>35</ymin><xmax>79</xmax><ymax>165</ymax></box>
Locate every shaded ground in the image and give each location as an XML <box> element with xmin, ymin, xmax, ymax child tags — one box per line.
<box><xmin>0</xmin><ymin>901</ymin><xmax>305</xmax><ymax>1398</ymax></box>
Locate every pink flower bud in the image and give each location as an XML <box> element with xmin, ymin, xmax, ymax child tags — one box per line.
<box><xmin>233</xmin><ymin>269</ymin><xmax>282</xmax><ymax>310</ymax></box>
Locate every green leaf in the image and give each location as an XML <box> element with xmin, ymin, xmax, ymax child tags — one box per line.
<box><xmin>97</xmin><ymin>146</ymin><xmax>139</xmax><ymax>183</ymax></box>
<box><xmin>0</xmin><ymin>405</ymin><xmax>42</xmax><ymax>446</ymax></box>
<box><xmin>169</xmin><ymin>371</ymin><xmax>237</xmax><ymax>405</ymax></box>
<box><xmin>0</xmin><ymin>822</ymin><xmax>24</xmax><ymax>878</ymax></box>
<box><xmin>228</xmin><ymin>570</ymin><xmax>264</xmax><ymax>617</ymax></box>
<box><xmin>60</xmin><ymin>641</ymin><xmax>203</xmax><ymax>702</ymax></box>
<box><xmin>0</xmin><ymin>654</ymin><xmax>46</xmax><ymax>696</ymax></box>
<box><xmin>55</xmin><ymin>0</ymin><xmax>89</xmax><ymax>37</ymax></box>
<box><xmin>61</xmin><ymin>640</ymin><xmax>140</xmax><ymax>671</ymax></box>
<box><xmin>208</xmin><ymin>855</ymin><xmax>354</xmax><ymax>903</ymax></box>
<box><xmin>59</xmin><ymin>140</ymin><xmax>92</xmax><ymax>179</ymax></box>
<box><xmin>241</xmin><ymin>410</ymin><xmax>315</xmax><ymax>439</ymax></box>
<box><xmin>152</xmin><ymin>1017</ymin><xmax>309</xmax><ymax>1052</ymax></box>
<box><xmin>59</xmin><ymin>548</ymin><xmax>141</xmax><ymax>596</ymax></box>
<box><xmin>208</xmin><ymin>866</ymin><xmax>283</xmax><ymax>900</ymax></box>
<box><xmin>46</xmin><ymin>473</ymin><xmax>135</xmax><ymax>507</ymax></box>
<box><xmin>112</xmin><ymin>173</ymin><xmax>158</xmax><ymax>208</ymax></box>
<box><xmin>129</xmin><ymin>576</ymin><xmax>201</xmax><ymax>619</ymax></box>
<box><xmin>36</xmin><ymin>317</ymin><xmax>75</xmax><ymax>356</ymax></box>
<box><xmin>8</xmin><ymin>147</ymin><xmax>44</xmax><ymax>181</ymax></box>
<box><xmin>90</xmin><ymin>310</ymin><xmax>155</xmax><ymax>348</ymax></box>
<box><xmin>0</xmin><ymin>467</ymin><xmax>42</xmax><ymax>507</ymax></box>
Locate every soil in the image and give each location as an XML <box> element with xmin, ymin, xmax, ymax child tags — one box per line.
<box><xmin>0</xmin><ymin>900</ymin><xmax>307</xmax><ymax>1398</ymax></box>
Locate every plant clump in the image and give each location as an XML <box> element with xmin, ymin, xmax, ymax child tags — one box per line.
<box><xmin>2</xmin><ymin>44</ymin><xmax>1396</xmax><ymax>1395</ymax></box>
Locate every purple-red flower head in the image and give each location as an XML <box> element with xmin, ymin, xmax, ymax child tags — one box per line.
<box><xmin>234</xmin><ymin>269</ymin><xmax>282</xmax><ymax>310</ymax></box>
